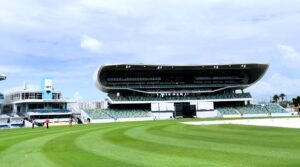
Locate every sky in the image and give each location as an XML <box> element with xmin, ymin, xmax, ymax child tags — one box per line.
<box><xmin>0</xmin><ymin>0</ymin><xmax>300</xmax><ymax>102</ymax></box>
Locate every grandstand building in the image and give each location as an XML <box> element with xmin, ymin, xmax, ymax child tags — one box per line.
<box><xmin>87</xmin><ymin>63</ymin><xmax>291</xmax><ymax>122</ymax></box>
<box><xmin>0</xmin><ymin>73</ymin><xmax>9</xmax><ymax>128</ymax></box>
<box><xmin>2</xmin><ymin>78</ymin><xmax>73</xmax><ymax>124</ymax></box>
<box><xmin>0</xmin><ymin>74</ymin><xmax>6</xmax><ymax>114</ymax></box>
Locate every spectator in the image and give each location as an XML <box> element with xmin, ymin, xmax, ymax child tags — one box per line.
<box><xmin>7</xmin><ymin>118</ymin><xmax>11</xmax><ymax>128</ymax></box>
<box><xmin>32</xmin><ymin>119</ymin><xmax>35</xmax><ymax>129</ymax></box>
<box><xmin>69</xmin><ymin>118</ymin><xmax>73</xmax><ymax>126</ymax></box>
<box><xmin>45</xmin><ymin>119</ymin><xmax>49</xmax><ymax>129</ymax></box>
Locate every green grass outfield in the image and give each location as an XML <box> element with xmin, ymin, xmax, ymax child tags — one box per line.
<box><xmin>1</xmin><ymin>118</ymin><xmax>300</xmax><ymax>167</ymax></box>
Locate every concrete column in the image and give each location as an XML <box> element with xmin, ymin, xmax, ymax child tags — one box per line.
<box><xmin>13</xmin><ymin>104</ymin><xmax>17</xmax><ymax>113</ymax></box>
<box><xmin>25</xmin><ymin>103</ymin><xmax>29</xmax><ymax>112</ymax></box>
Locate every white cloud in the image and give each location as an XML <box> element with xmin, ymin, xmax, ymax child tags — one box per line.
<box><xmin>249</xmin><ymin>73</ymin><xmax>300</xmax><ymax>100</ymax></box>
<box><xmin>4</xmin><ymin>84</ymin><xmax>40</xmax><ymax>94</ymax></box>
<box><xmin>278</xmin><ymin>44</ymin><xmax>300</xmax><ymax>68</ymax></box>
<box><xmin>73</xmin><ymin>91</ymin><xmax>83</xmax><ymax>101</ymax></box>
<box><xmin>80</xmin><ymin>35</ymin><xmax>103</xmax><ymax>53</ymax></box>
<box><xmin>0</xmin><ymin>65</ymin><xmax>33</xmax><ymax>74</ymax></box>
<box><xmin>1</xmin><ymin>0</ymin><xmax>300</xmax><ymax>100</ymax></box>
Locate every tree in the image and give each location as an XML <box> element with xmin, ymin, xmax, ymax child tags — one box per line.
<box><xmin>273</xmin><ymin>94</ymin><xmax>279</xmax><ymax>103</ymax></box>
<box><xmin>279</xmin><ymin>93</ymin><xmax>286</xmax><ymax>101</ymax></box>
<box><xmin>292</xmin><ymin>96</ymin><xmax>300</xmax><ymax>107</ymax></box>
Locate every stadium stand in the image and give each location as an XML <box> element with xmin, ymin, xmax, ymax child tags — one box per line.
<box><xmin>85</xmin><ymin>108</ymin><xmax>152</xmax><ymax>119</ymax></box>
<box><xmin>236</xmin><ymin>105</ymin><xmax>268</xmax><ymax>114</ymax></box>
<box><xmin>217</xmin><ymin>104</ymin><xmax>289</xmax><ymax>116</ymax></box>
<box><xmin>265</xmin><ymin>104</ymin><xmax>288</xmax><ymax>113</ymax></box>
<box><xmin>217</xmin><ymin>107</ymin><xmax>239</xmax><ymax>115</ymax></box>
<box><xmin>84</xmin><ymin>109</ymin><xmax>111</xmax><ymax>119</ymax></box>
<box><xmin>105</xmin><ymin>109</ymin><xmax>152</xmax><ymax>119</ymax></box>
<box><xmin>90</xmin><ymin>63</ymin><xmax>287</xmax><ymax>120</ymax></box>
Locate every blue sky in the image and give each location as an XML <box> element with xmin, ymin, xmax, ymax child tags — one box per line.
<box><xmin>0</xmin><ymin>0</ymin><xmax>300</xmax><ymax>102</ymax></box>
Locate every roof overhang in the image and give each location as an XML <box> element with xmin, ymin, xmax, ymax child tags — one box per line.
<box><xmin>9</xmin><ymin>99</ymin><xmax>72</xmax><ymax>104</ymax></box>
<box><xmin>94</xmin><ymin>63</ymin><xmax>269</xmax><ymax>93</ymax></box>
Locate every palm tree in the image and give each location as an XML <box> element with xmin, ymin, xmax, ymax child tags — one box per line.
<box><xmin>279</xmin><ymin>93</ymin><xmax>286</xmax><ymax>101</ymax></box>
<box><xmin>273</xmin><ymin>94</ymin><xmax>279</xmax><ymax>103</ymax></box>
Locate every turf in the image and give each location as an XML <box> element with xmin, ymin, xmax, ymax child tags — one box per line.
<box><xmin>1</xmin><ymin>118</ymin><xmax>300</xmax><ymax>167</ymax></box>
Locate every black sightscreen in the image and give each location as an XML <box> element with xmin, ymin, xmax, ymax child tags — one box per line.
<box><xmin>174</xmin><ymin>103</ymin><xmax>196</xmax><ymax>118</ymax></box>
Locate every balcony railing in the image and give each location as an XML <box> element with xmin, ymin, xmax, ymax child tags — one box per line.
<box><xmin>30</xmin><ymin>109</ymin><xmax>70</xmax><ymax>113</ymax></box>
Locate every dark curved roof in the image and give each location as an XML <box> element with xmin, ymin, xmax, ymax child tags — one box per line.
<box><xmin>94</xmin><ymin>63</ymin><xmax>269</xmax><ymax>94</ymax></box>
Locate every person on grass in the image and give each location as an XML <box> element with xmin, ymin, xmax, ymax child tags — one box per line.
<box><xmin>45</xmin><ymin>119</ymin><xmax>49</xmax><ymax>129</ymax></box>
<box><xmin>32</xmin><ymin>119</ymin><xmax>35</xmax><ymax>129</ymax></box>
<box><xmin>69</xmin><ymin>118</ymin><xmax>73</xmax><ymax>126</ymax></box>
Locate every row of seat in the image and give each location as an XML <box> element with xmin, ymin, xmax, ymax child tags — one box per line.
<box><xmin>265</xmin><ymin>104</ymin><xmax>288</xmax><ymax>113</ymax></box>
<box><xmin>107</xmin><ymin>77</ymin><xmax>161</xmax><ymax>81</ymax></box>
<box><xmin>84</xmin><ymin>109</ymin><xmax>111</xmax><ymax>119</ymax></box>
<box><xmin>217</xmin><ymin>107</ymin><xmax>239</xmax><ymax>115</ymax></box>
<box><xmin>237</xmin><ymin>105</ymin><xmax>267</xmax><ymax>114</ymax></box>
<box><xmin>85</xmin><ymin>108</ymin><xmax>152</xmax><ymax>119</ymax></box>
<box><xmin>218</xmin><ymin>104</ymin><xmax>288</xmax><ymax>115</ymax></box>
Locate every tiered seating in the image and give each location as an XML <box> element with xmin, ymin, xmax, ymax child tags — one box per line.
<box><xmin>85</xmin><ymin>108</ymin><xmax>152</xmax><ymax>119</ymax></box>
<box><xmin>217</xmin><ymin>107</ymin><xmax>239</xmax><ymax>115</ymax></box>
<box><xmin>236</xmin><ymin>105</ymin><xmax>268</xmax><ymax>114</ymax></box>
<box><xmin>218</xmin><ymin>104</ymin><xmax>290</xmax><ymax>115</ymax></box>
<box><xmin>265</xmin><ymin>104</ymin><xmax>288</xmax><ymax>113</ymax></box>
<box><xmin>109</xmin><ymin>92</ymin><xmax>252</xmax><ymax>101</ymax></box>
<box><xmin>84</xmin><ymin>109</ymin><xmax>111</xmax><ymax>119</ymax></box>
<box><xmin>104</xmin><ymin>109</ymin><xmax>152</xmax><ymax>119</ymax></box>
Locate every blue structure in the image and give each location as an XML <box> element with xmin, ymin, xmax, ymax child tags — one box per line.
<box><xmin>42</xmin><ymin>78</ymin><xmax>53</xmax><ymax>100</ymax></box>
<box><xmin>2</xmin><ymin>79</ymin><xmax>72</xmax><ymax>121</ymax></box>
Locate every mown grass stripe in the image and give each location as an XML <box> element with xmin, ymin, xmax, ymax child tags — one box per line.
<box><xmin>42</xmin><ymin>125</ymin><xmax>139</xmax><ymax>167</ymax></box>
<box><xmin>125</xmin><ymin>123</ymin><xmax>300</xmax><ymax>160</ymax></box>
<box><xmin>0</xmin><ymin>119</ymin><xmax>300</xmax><ymax>167</ymax></box>
<box><xmin>150</xmin><ymin>123</ymin><xmax>300</xmax><ymax>150</ymax></box>
<box><xmin>103</xmin><ymin>123</ymin><xmax>298</xmax><ymax>167</ymax></box>
<box><xmin>0</xmin><ymin>125</ymin><xmax>111</xmax><ymax>167</ymax></box>
<box><xmin>76</xmin><ymin>125</ymin><xmax>220</xmax><ymax>167</ymax></box>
